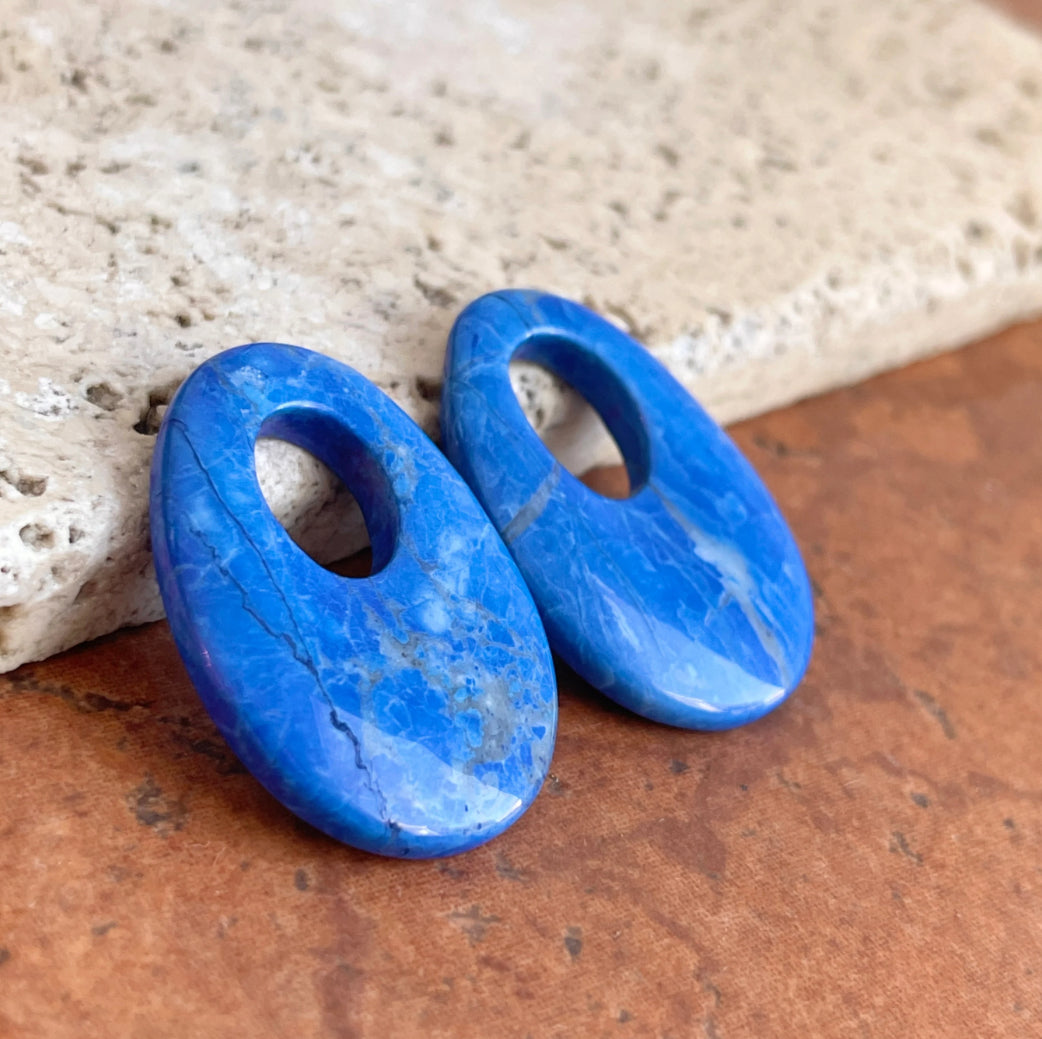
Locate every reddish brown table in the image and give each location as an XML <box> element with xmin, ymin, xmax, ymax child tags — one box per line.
<box><xmin>4</xmin><ymin>314</ymin><xmax>1042</xmax><ymax>1037</ymax></box>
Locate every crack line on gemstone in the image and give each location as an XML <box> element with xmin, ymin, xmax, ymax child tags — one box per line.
<box><xmin>170</xmin><ymin>418</ymin><xmax>397</xmax><ymax>831</ymax></box>
<box><xmin>501</xmin><ymin>463</ymin><xmax>561</xmax><ymax>545</ymax></box>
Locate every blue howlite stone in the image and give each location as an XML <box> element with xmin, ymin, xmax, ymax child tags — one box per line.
<box><xmin>441</xmin><ymin>290</ymin><xmax>814</xmax><ymax>730</ymax></box>
<box><xmin>150</xmin><ymin>343</ymin><xmax>557</xmax><ymax>858</ymax></box>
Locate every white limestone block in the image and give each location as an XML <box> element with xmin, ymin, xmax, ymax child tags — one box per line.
<box><xmin>1</xmin><ymin>0</ymin><xmax>1041</xmax><ymax>671</ymax></box>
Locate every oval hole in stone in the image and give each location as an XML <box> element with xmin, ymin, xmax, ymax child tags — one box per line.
<box><xmin>254</xmin><ymin>435</ymin><xmax>375</xmax><ymax>578</ymax></box>
<box><xmin>509</xmin><ymin>336</ymin><xmax>649</xmax><ymax>500</ymax></box>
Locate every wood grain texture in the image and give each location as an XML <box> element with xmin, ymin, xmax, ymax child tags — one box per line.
<box><xmin>3</xmin><ymin>313</ymin><xmax>1042</xmax><ymax>1037</ymax></box>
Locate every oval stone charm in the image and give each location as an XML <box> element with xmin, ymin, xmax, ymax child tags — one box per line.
<box><xmin>150</xmin><ymin>343</ymin><xmax>557</xmax><ymax>857</ymax></box>
<box><xmin>441</xmin><ymin>290</ymin><xmax>814</xmax><ymax>730</ymax></box>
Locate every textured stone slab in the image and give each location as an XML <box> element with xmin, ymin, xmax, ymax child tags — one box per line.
<box><xmin>2</xmin><ymin>0</ymin><xmax>1042</xmax><ymax>671</ymax></box>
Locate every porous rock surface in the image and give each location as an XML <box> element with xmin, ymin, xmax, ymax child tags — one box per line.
<box><xmin>2</xmin><ymin>0</ymin><xmax>1042</xmax><ymax>671</ymax></box>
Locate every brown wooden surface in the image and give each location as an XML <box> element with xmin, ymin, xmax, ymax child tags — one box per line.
<box><xmin>3</xmin><ymin>314</ymin><xmax>1042</xmax><ymax>1037</ymax></box>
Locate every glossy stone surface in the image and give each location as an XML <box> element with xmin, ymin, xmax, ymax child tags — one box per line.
<box><xmin>150</xmin><ymin>343</ymin><xmax>557</xmax><ymax>858</ymax></box>
<box><xmin>442</xmin><ymin>290</ymin><xmax>814</xmax><ymax>730</ymax></box>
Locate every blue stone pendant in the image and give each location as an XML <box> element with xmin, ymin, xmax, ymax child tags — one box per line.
<box><xmin>150</xmin><ymin>343</ymin><xmax>557</xmax><ymax>857</ymax></box>
<box><xmin>441</xmin><ymin>290</ymin><xmax>814</xmax><ymax>730</ymax></box>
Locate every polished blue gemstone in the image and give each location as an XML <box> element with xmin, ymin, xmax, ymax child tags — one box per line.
<box><xmin>150</xmin><ymin>343</ymin><xmax>557</xmax><ymax>857</ymax></box>
<box><xmin>441</xmin><ymin>290</ymin><xmax>814</xmax><ymax>730</ymax></box>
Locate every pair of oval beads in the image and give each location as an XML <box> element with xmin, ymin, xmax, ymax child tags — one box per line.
<box><xmin>150</xmin><ymin>290</ymin><xmax>814</xmax><ymax>858</ymax></box>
